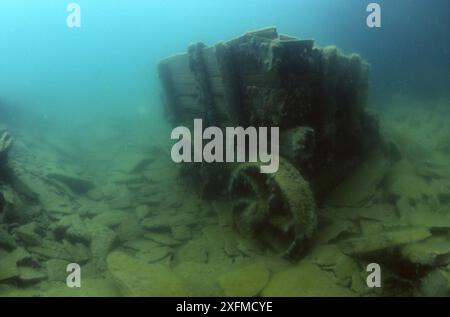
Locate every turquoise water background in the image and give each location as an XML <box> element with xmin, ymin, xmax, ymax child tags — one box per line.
<box><xmin>0</xmin><ymin>0</ymin><xmax>449</xmax><ymax>127</ymax></box>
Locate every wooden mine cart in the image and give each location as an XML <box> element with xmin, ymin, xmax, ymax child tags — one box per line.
<box><xmin>158</xmin><ymin>27</ymin><xmax>381</xmax><ymax>259</ymax></box>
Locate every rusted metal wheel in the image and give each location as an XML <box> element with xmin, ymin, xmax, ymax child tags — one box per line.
<box><xmin>228</xmin><ymin>158</ymin><xmax>317</xmax><ymax>259</ymax></box>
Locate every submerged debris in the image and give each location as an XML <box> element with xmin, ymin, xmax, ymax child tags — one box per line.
<box><xmin>47</xmin><ymin>173</ymin><xmax>95</xmax><ymax>195</ymax></box>
<box><xmin>159</xmin><ymin>26</ymin><xmax>383</xmax><ymax>258</ymax></box>
<box><xmin>0</xmin><ymin>131</ymin><xmax>13</xmax><ymax>166</ymax></box>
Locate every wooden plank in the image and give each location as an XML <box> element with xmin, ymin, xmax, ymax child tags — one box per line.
<box><xmin>280</xmin><ymin>39</ymin><xmax>314</xmax><ymax>52</ymax></box>
<box><xmin>161</xmin><ymin>53</ymin><xmax>191</xmax><ymax>76</ymax></box>
<box><xmin>214</xmin><ymin>42</ymin><xmax>242</xmax><ymax>124</ymax></box>
<box><xmin>172</xmin><ymin>82</ymin><xmax>198</xmax><ymax>97</ymax></box>
<box><xmin>170</xmin><ymin>73</ymin><xmax>197</xmax><ymax>85</ymax></box>
<box><xmin>279</xmin><ymin>34</ymin><xmax>300</xmax><ymax>41</ymax></box>
<box><xmin>202</xmin><ymin>46</ymin><xmax>221</xmax><ymax>77</ymax></box>
<box><xmin>178</xmin><ymin>95</ymin><xmax>200</xmax><ymax>109</ymax></box>
<box><xmin>241</xmin><ymin>72</ymin><xmax>281</xmax><ymax>88</ymax></box>
<box><xmin>181</xmin><ymin>107</ymin><xmax>203</xmax><ymax>118</ymax></box>
<box><xmin>209</xmin><ymin>76</ymin><xmax>226</xmax><ymax>96</ymax></box>
<box><xmin>158</xmin><ymin>62</ymin><xmax>181</xmax><ymax>124</ymax></box>
<box><xmin>246</xmin><ymin>26</ymin><xmax>278</xmax><ymax>39</ymax></box>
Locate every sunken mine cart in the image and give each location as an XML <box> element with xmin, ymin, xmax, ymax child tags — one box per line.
<box><xmin>158</xmin><ymin>27</ymin><xmax>382</xmax><ymax>259</ymax></box>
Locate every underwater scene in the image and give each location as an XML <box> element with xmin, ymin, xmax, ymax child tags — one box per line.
<box><xmin>0</xmin><ymin>0</ymin><xmax>450</xmax><ymax>298</ymax></box>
